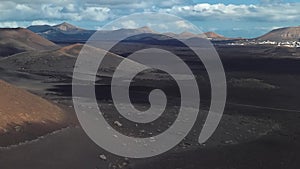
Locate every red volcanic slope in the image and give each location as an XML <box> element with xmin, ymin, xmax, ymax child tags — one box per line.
<box><xmin>0</xmin><ymin>80</ymin><xmax>65</xmax><ymax>133</ymax></box>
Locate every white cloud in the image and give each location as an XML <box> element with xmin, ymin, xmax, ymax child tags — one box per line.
<box><xmin>0</xmin><ymin>21</ymin><xmax>19</xmax><ymax>28</ymax></box>
<box><xmin>31</xmin><ymin>20</ymin><xmax>58</xmax><ymax>26</ymax></box>
<box><xmin>0</xmin><ymin>1</ymin><xmax>15</xmax><ymax>10</ymax></box>
<box><xmin>64</xmin><ymin>4</ymin><xmax>76</xmax><ymax>12</ymax></box>
<box><xmin>15</xmin><ymin>4</ymin><xmax>32</xmax><ymax>11</ymax></box>
<box><xmin>209</xmin><ymin>27</ymin><xmax>219</xmax><ymax>31</ymax></box>
<box><xmin>162</xmin><ymin>3</ymin><xmax>300</xmax><ymax>22</ymax></box>
<box><xmin>81</xmin><ymin>7</ymin><xmax>111</xmax><ymax>21</ymax></box>
<box><xmin>155</xmin><ymin>23</ymin><xmax>169</xmax><ymax>30</ymax></box>
<box><xmin>254</xmin><ymin>26</ymin><xmax>285</xmax><ymax>31</ymax></box>
<box><xmin>175</xmin><ymin>20</ymin><xmax>193</xmax><ymax>29</ymax></box>
<box><xmin>156</xmin><ymin>0</ymin><xmax>187</xmax><ymax>7</ymax></box>
<box><xmin>0</xmin><ymin>1</ymin><xmax>299</xmax><ymax>31</ymax></box>
<box><xmin>83</xmin><ymin>0</ymin><xmax>187</xmax><ymax>8</ymax></box>
<box><xmin>0</xmin><ymin>1</ymin><xmax>112</xmax><ymax>22</ymax></box>
<box><xmin>120</xmin><ymin>20</ymin><xmax>140</xmax><ymax>29</ymax></box>
<box><xmin>102</xmin><ymin>20</ymin><xmax>140</xmax><ymax>30</ymax></box>
<box><xmin>260</xmin><ymin>0</ymin><xmax>282</xmax><ymax>4</ymax></box>
<box><xmin>41</xmin><ymin>4</ymin><xmax>63</xmax><ymax>18</ymax></box>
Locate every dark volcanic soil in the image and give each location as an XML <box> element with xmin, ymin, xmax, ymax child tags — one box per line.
<box><xmin>0</xmin><ymin>44</ymin><xmax>300</xmax><ymax>169</ymax></box>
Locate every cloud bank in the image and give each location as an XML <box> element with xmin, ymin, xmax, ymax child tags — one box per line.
<box><xmin>1</xmin><ymin>1</ymin><xmax>299</xmax><ymax>23</ymax></box>
<box><xmin>0</xmin><ymin>0</ymin><xmax>299</xmax><ymax>37</ymax></box>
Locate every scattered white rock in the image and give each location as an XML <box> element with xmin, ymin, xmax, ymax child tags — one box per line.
<box><xmin>99</xmin><ymin>154</ymin><xmax>107</xmax><ymax>161</ymax></box>
<box><xmin>2</xmin><ymin>128</ymin><xmax>8</xmax><ymax>133</ymax></box>
<box><xmin>14</xmin><ymin>126</ymin><xmax>22</xmax><ymax>132</ymax></box>
<box><xmin>114</xmin><ymin>121</ymin><xmax>122</xmax><ymax>127</ymax></box>
<box><xmin>224</xmin><ymin>140</ymin><xmax>234</xmax><ymax>144</ymax></box>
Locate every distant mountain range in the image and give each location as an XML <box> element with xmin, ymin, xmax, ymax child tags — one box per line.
<box><xmin>27</xmin><ymin>22</ymin><xmax>233</xmax><ymax>43</ymax></box>
<box><xmin>27</xmin><ymin>22</ymin><xmax>96</xmax><ymax>43</ymax></box>
<box><xmin>256</xmin><ymin>26</ymin><xmax>300</xmax><ymax>42</ymax></box>
<box><xmin>163</xmin><ymin>31</ymin><xmax>228</xmax><ymax>40</ymax></box>
<box><xmin>26</xmin><ymin>22</ymin><xmax>300</xmax><ymax>43</ymax></box>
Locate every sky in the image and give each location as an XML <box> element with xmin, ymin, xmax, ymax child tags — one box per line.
<box><xmin>0</xmin><ymin>0</ymin><xmax>299</xmax><ymax>38</ymax></box>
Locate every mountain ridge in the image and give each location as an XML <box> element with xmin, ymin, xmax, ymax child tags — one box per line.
<box><xmin>24</xmin><ymin>22</ymin><xmax>300</xmax><ymax>43</ymax></box>
<box><xmin>53</xmin><ymin>22</ymin><xmax>84</xmax><ymax>32</ymax></box>
<box><xmin>0</xmin><ymin>28</ymin><xmax>58</xmax><ymax>57</ymax></box>
<box><xmin>27</xmin><ymin>22</ymin><xmax>231</xmax><ymax>42</ymax></box>
<box><xmin>256</xmin><ymin>26</ymin><xmax>300</xmax><ymax>42</ymax></box>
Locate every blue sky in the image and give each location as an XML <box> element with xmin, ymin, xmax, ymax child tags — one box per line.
<box><xmin>0</xmin><ymin>0</ymin><xmax>299</xmax><ymax>38</ymax></box>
